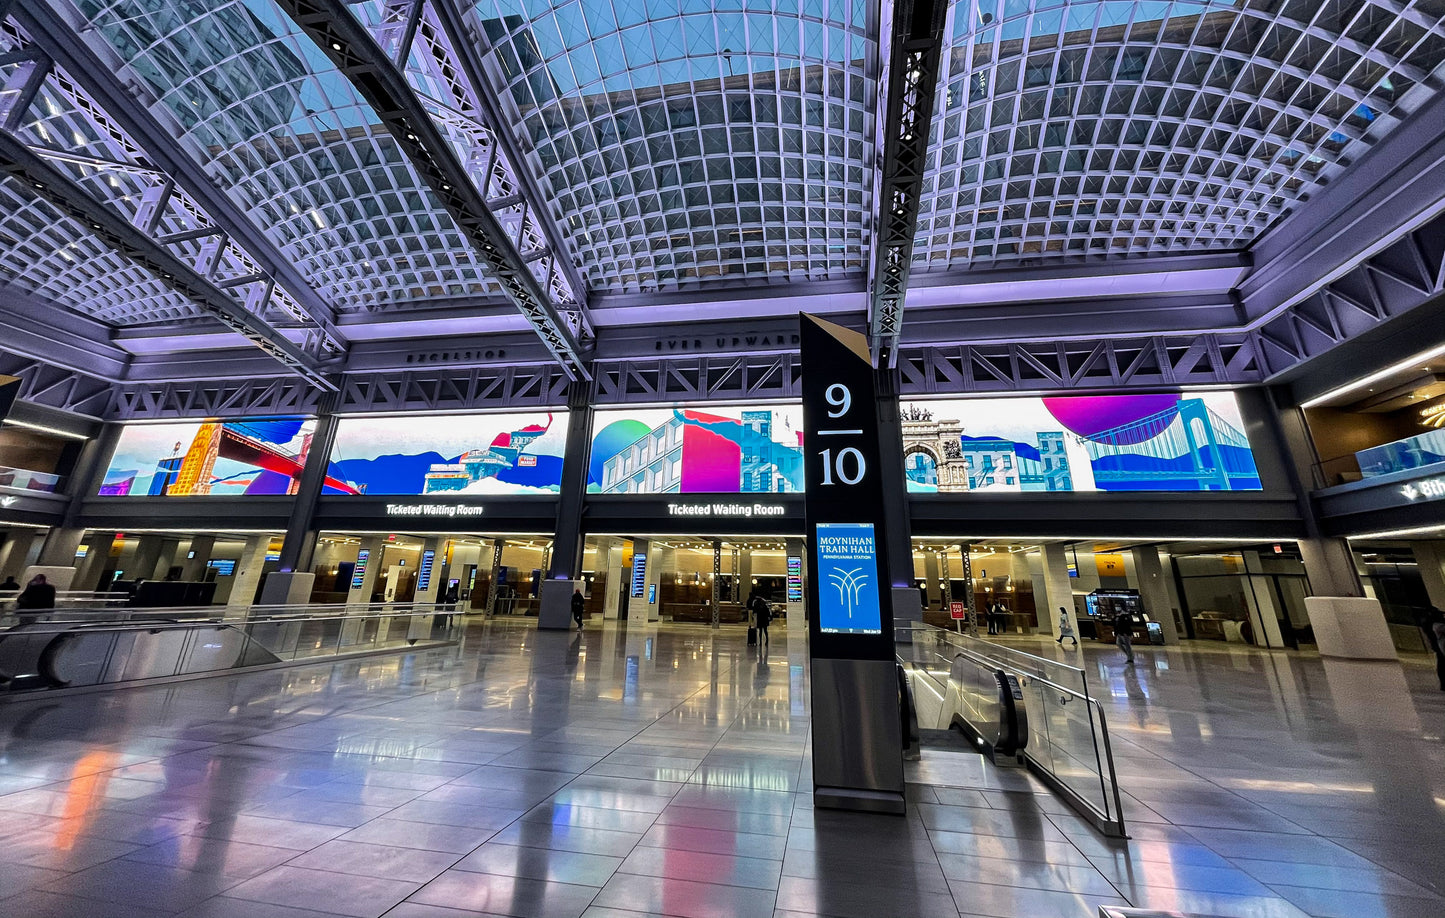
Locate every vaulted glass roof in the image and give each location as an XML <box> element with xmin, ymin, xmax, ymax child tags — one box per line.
<box><xmin>915</xmin><ymin>0</ymin><xmax>1445</xmax><ymax>269</ymax></box>
<box><xmin>3</xmin><ymin>0</ymin><xmax>1445</xmax><ymax>348</ymax></box>
<box><xmin>70</xmin><ymin>0</ymin><xmax>507</xmax><ymax>314</ymax></box>
<box><xmin>457</xmin><ymin>0</ymin><xmax>878</xmax><ymax>293</ymax></box>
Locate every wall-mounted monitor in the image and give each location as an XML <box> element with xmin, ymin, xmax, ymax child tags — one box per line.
<box><xmin>99</xmin><ymin>417</ymin><xmax>317</xmax><ymax>497</ymax></box>
<box><xmin>900</xmin><ymin>392</ymin><xmax>1260</xmax><ymax>493</ymax></box>
<box><xmin>325</xmin><ymin>411</ymin><xmax>567</xmax><ymax>496</ymax></box>
<box><xmin>589</xmin><ymin>404</ymin><xmax>804</xmax><ymax>494</ymax></box>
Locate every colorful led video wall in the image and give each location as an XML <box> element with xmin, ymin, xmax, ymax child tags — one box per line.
<box><xmin>99</xmin><ymin>418</ymin><xmax>318</xmax><ymax>496</ymax></box>
<box><xmin>589</xmin><ymin>405</ymin><xmax>804</xmax><ymax>494</ymax></box>
<box><xmin>325</xmin><ymin>411</ymin><xmax>566</xmax><ymax>495</ymax></box>
<box><xmin>900</xmin><ymin>392</ymin><xmax>1261</xmax><ymax>493</ymax></box>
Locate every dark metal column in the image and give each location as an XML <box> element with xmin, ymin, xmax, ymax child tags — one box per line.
<box><xmin>36</xmin><ymin>421</ymin><xmax>121</xmax><ymax>568</ymax></box>
<box><xmin>711</xmin><ymin>539</ymin><xmax>722</xmax><ymax>630</ymax></box>
<box><xmin>548</xmin><ymin>379</ymin><xmax>594</xmax><ymax>580</ymax></box>
<box><xmin>875</xmin><ymin>365</ymin><xmax>919</xmax><ymax>622</ymax></box>
<box><xmin>277</xmin><ymin>400</ymin><xmax>341</xmax><ymax>575</ymax></box>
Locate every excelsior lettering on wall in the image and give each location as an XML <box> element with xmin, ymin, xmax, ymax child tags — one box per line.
<box><xmin>667</xmin><ymin>502</ymin><xmax>787</xmax><ymax>517</ymax></box>
<box><xmin>385</xmin><ymin>503</ymin><xmax>486</xmax><ymax>518</ymax></box>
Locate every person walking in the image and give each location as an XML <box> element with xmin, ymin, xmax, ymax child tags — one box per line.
<box><xmin>986</xmin><ymin>600</ymin><xmax>998</xmax><ymax>634</ymax></box>
<box><xmin>1114</xmin><ymin>607</ymin><xmax>1136</xmax><ymax>665</ymax></box>
<box><xmin>1056</xmin><ymin>606</ymin><xmax>1078</xmax><ymax>648</ymax></box>
<box><xmin>751</xmin><ymin>592</ymin><xmax>771</xmax><ymax>645</ymax></box>
<box><xmin>571</xmin><ymin>589</ymin><xmax>586</xmax><ymax>630</ymax></box>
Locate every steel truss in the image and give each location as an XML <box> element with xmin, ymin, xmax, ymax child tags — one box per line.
<box><xmin>273</xmin><ymin>0</ymin><xmax>590</xmax><ymax>380</ymax></box>
<box><xmin>108</xmin><ymin>378</ymin><xmax>325</xmax><ymax>422</ymax></box>
<box><xmin>896</xmin><ymin>334</ymin><xmax>1264</xmax><ymax>394</ymax></box>
<box><xmin>1254</xmin><ymin>211</ymin><xmax>1445</xmax><ymax>374</ymax></box>
<box><xmin>0</xmin><ymin>134</ymin><xmax>337</xmax><ymax>391</ymax></box>
<box><xmin>4</xmin><ymin>4</ymin><xmax>345</xmax><ymax>360</ymax></box>
<box><xmin>0</xmin><ymin>351</ymin><xmax>112</xmax><ymax>417</ymax></box>
<box><xmin>869</xmin><ymin>0</ymin><xmax>947</xmax><ymax>366</ymax></box>
<box><xmin>335</xmin><ymin>365</ymin><xmax>571</xmax><ymax>414</ymax></box>
<box><xmin>594</xmin><ymin>355</ymin><xmax>801</xmax><ymax>405</ymax></box>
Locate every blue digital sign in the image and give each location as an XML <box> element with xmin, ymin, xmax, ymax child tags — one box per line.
<box><xmin>630</xmin><ymin>553</ymin><xmax>647</xmax><ymax>598</ymax></box>
<box><xmin>417</xmin><ymin>550</ymin><xmax>436</xmax><ymax>592</ymax></box>
<box><xmin>350</xmin><ymin>549</ymin><xmax>370</xmax><ymax>589</ymax></box>
<box><xmin>815</xmin><ymin>522</ymin><xmax>882</xmax><ymax>635</ymax></box>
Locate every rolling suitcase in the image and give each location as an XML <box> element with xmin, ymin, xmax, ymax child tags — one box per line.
<box><xmin>747</xmin><ymin>626</ymin><xmax>757</xmax><ymax>645</ymax></box>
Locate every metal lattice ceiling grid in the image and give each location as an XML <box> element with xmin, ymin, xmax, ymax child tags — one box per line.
<box><xmin>915</xmin><ymin>0</ymin><xmax>1445</xmax><ymax>269</ymax></box>
<box><xmin>70</xmin><ymin>0</ymin><xmax>510</xmax><ymax>314</ymax></box>
<box><xmin>461</xmin><ymin>0</ymin><xmax>879</xmax><ymax>294</ymax></box>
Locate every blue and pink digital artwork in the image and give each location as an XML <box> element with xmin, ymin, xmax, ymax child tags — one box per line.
<box><xmin>903</xmin><ymin>392</ymin><xmax>1260</xmax><ymax>493</ymax></box>
<box><xmin>324</xmin><ymin>412</ymin><xmax>567</xmax><ymax>495</ymax></box>
<box><xmin>99</xmin><ymin>418</ymin><xmax>320</xmax><ymax>497</ymax></box>
<box><xmin>589</xmin><ymin>406</ymin><xmax>804</xmax><ymax>493</ymax></box>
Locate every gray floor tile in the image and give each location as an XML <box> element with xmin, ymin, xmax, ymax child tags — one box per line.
<box><xmin>594</xmin><ymin>872</ymin><xmax>778</xmax><ymax>918</ymax></box>
<box><xmin>409</xmin><ymin>869</ymin><xmax>599</xmax><ymax>918</ymax></box>
<box><xmin>224</xmin><ymin>864</ymin><xmax>421</xmax><ymax>918</ymax></box>
<box><xmin>455</xmin><ymin>843</ymin><xmax>623</xmax><ymax>887</ymax></box>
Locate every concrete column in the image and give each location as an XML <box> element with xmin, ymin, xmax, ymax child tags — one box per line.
<box><xmin>1036</xmin><ymin>543</ymin><xmax>1072</xmax><ymax>637</ymax></box>
<box><xmin>1132</xmin><ymin>546</ymin><xmax>1180</xmax><ymax>644</ymax></box>
<box><xmin>785</xmin><ymin>537</ymin><xmax>806</xmax><ymax>631</ymax></box>
<box><xmin>36</xmin><ymin>526</ymin><xmax>85</xmax><ymax>568</ymax></box>
<box><xmin>344</xmin><ymin>537</ymin><xmax>382</xmax><ymax>606</ymax></box>
<box><xmin>1300</xmin><ymin>537</ymin><xmax>1365</xmax><ymax>597</ymax></box>
<box><xmin>130</xmin><ymin>535</ymin><xmax>166</xmax><ymax>582</ymax></box>
<box><xmin>602</xmin><ymin>539</ymin><xmax>625</xmax><ymax>620</ymax></box>
<box><xmin>923</xmin><ymin>551</ymin><xmax>942</xmax><ymax>611</ymax></box>
<box><xmin>547</xmin><ymin>381</ymin><xmax>593</xmax><ymax>580</ymax></box>
<box><xmin>75</xmin><ymin>532</ymin><xmax>116</xmax><ymax>592</ymax></box>
<box><xmin>627</xmin><ymin>539</ymin><xmax>662</xmax><ymax>626</ymax></box>
<box><xmin>1243</xmin><ymin>551</ymin><xmax>1288</xmax><ymax>649</ymax></box>
<box><xmin>154</xmin><ymin>538</ymin><xmax>182</xmax><ymax>580</ymax></box>
<box><xmin>649</xmin><ymin>547</ymin><xmax>670</xmax><ymax>622</ymax></box>
<box><xmin>485</xmin><ymin>539</ymin><xmax>505</xmax><ymax>615</ymax></box>
<box><xmin>183</xmin><ymin>535</ymin><xmax>215</xmax><ymax>581</ymax></box>
<box><xmin>0</xmin><ymin>529</ymin><xmax>38</xmax><ymax>581</ymax></box>
<box><xmin>414</xmin><ymin>537</ymin><xmax>443</xmax><ymax>603</ymax></box>
<box><xmin>228</xmin><ymin>535</ymin><xmax>272</xmax><ymax>611</ymax></box>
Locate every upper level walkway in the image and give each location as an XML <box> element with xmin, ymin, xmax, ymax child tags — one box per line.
<box><xmin>0</xmin><ymin>619</ymin><xmax>1441</xmax><ymax>918</ymax></box>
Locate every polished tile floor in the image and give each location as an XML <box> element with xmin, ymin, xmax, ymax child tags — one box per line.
<box><xmin>0</xmin><ymin>618</ymin><xmax>1442</xmax><ymax>918</ymax></box>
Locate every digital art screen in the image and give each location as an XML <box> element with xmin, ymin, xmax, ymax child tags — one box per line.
<box><xmin>900</xmin><ymin>392</ymin><xmax>1261</xmax><ymax>493</ymax></box>
<box><xmin>815</xmin><ymin>522</ymin><xmax>882</xmax><ymax>635</ymax></box>
<box><xmin>325</xmin><ymin>412</ymin><xmax>567</xmax><ymax>496</ymax></box>
<box><xmin>589</xmin><ymin>404</ymin><xmax>804</xmax><ymax>494</ymax></box>
<box><xmin>99</xmin><ymin>417</ymin><xmax>318</xmax><ymax>497</ymax></box>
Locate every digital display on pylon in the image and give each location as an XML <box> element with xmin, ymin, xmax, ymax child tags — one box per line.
<box><xmin>99</xmin><ymin>418</ymin><xmax>317</xmax><ymax>497</ymax></box>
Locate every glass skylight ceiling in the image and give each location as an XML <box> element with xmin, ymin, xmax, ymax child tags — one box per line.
<box><xmin>70</xmin><ymin>0</ymin><xmax>507</xmax><ymax>314</ymax></box>
<box><xmin>463</xmin><ymin>0</ymin><xmax>878</xmax><ymax>293</ymax></box>
<box><xmin>4</xmin><ymin>0</ymin><xmax>1445</xmax><ymax>341</ymax></box>
<box><xmin>915</xmin><ymin>0</ymin><xmax>1445</xmax><ymax>269</ymax></box>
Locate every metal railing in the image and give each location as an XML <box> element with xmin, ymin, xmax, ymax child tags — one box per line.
<box><xmin>0</xmin><ymin>603</ymin><xmax>462</xmax><ymax>695</ymax></box>
<box><xmin>897</xmin><ymin>622</ymin><xmax>1127</xmax><ymax>838</ymax></box>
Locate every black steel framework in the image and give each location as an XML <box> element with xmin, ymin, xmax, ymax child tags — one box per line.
<box><xmin>869</xmin><ymin>0</ymin><xmax>948</xmax><ymax>365</ymax></box>
<box><xmin>273</xmin><ymin>0</ymin><xmax>591</xmax><ymax>380</ymax></box>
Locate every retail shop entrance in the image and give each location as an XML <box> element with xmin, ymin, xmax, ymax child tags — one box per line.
<box><xmin>580</xmin><ymin>535</ymin><xmax>805</xmax><ymax>629</ymax></box>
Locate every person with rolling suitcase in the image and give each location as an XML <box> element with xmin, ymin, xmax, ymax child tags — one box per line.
<box><xmin>751</xmin><ymin>592</ymin><xmax>771</xmax><ymax>646</ymax></box>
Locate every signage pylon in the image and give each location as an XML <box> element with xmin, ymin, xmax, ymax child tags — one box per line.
<box><xmin>800</xmin><ymin>313</ymin><xmax>905</xmax><ymax>814</ymax></box>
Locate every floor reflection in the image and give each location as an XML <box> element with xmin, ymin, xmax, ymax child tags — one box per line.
<box><xmin>0</xmin><ymin>620</ymin><xmax>1440</xmax><ymax>917</ymax></box>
